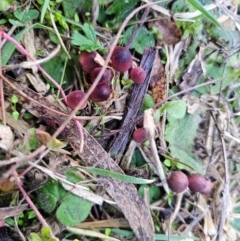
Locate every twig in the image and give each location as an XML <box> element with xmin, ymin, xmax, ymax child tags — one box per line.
<box><xmin>13</xmin><ymin>171</ymin><xmax>59</xmax><ymax>240</ymax></box>
<box><xmin>0</xmin><ymin>30</ymin><xmax>6</xmax><ymax>125</ymax></box>
<box><xmin>144</xmin><ymin>108</ymin><xmax>169</xmax><ymax>193</ymax></box>
<box><xmin>48</xmin><ymin>7</ymin><xmax>71</xmax><ymax>59</ymax></box>
<box><xmin>210</xmin><ymin>111</ymin><xmax>230</xmax><ymax>241</ymax></box>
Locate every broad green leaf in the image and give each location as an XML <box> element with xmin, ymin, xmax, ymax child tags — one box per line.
<box><xmin>87</xmin><ymin>168</ymin><xmax>154</xmax><ymax>184</ymax></box>
<box><xmin>160</xmin><ymin>100</ymin><xmax>187</xmax><ymax>119</ymax></box>
<box><xmin>165</xmin><ymin>113</ymin><xmax>203</xmax><ymax>173</ymax></box>
<box><xmin>187</xmin><ymin>0</ymin><xmax>222</xmax><ymax>29</ymax></box>
<box><xmin>56</xmin><ymin>193</ymin><xmax>92</xmax><ymax>226</ymax></box>
<box><xmin>14</xmin><ymin>9</ymin><xmax>39</xmax><ymax>23</ymax></box>
<box><xmin>41</xmin><ymin>55</ymin><xmax>72</xmax><ymax>87</ymax></box>
<box><xmin>8</xmin><ymin>19</ymin><xmax>25</xmax><ymax>27</ymax></box>
<box><xmin>123</xmin><ymin>26</ymin><xmax>155</xmax><ymax>54</ymax></box>
<box><xmin>37</xmin><ymin>181</ymin><xmax>66</xmax><ymax>213</ymax></box>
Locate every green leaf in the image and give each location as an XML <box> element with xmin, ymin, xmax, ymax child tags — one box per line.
<box><xmin>1</xmin><ymin>23</ymin><xmax>57</xmax><ymax>66</ymax></box>
<box><xmin>0</xmin><ymin>0</ymin><xmax>14</xmax><ymax>11</ymax></box>
<box><xmin>8</xmin><ymin>19</ymin><xmax>25</xmax><ymax>27</ymax></box>
<box><xmin>131</xmin><ymin>148</ymin><xmax>146</xmax><ymax>167</ymax></box>
<box><xmin>165</xmin><ymin>113</ymin><xmax>203</xmax><ymax>173</ymax></box>
<box><xmin>65</xmin><ymin>168</ymin><xmax>84</xmax><ymax>183</ymax></box>
<box><xmin>56</xmin><ymin>193</ymin><xmax>92</xmax><ymax>226</ymax></box>
<box><xmin>123</xmin><ymin>26</ymin><xmax>155</xmax><ymax>54</ymax></box>
<box><xmin>138</xmin><ymin>184</ymin><xmax>161</xmax><ymax>204</ymax></box>
<box><xmin>40</xmin><ymin>0</ymin><xmax>50</xmax><ymax>23</ymax></box>
<box><xmin>71</xmin><ymin>28</ymin><xmax>105</xmax><ymax>52</ymax></box>
<box><xmin>13</xmin><ymin>9</ymin><xmax>39</xmax><ymax>23</ymax></box>
<box><xmin>106</xmin><ymin>0</ymin><xmax>138</xmax><ymax>27</ymax></box>
<box><xmin>11</xmin><ymin>94</ymin><xmax>18</xmax><ymax>104</ymax></box>
<box><xmin>187</xmin><ymin>0</ymin><xmax>222</xmax><ymax>29</ymax></box>
<box><xmin>37</xmin><ymin>181</ymin><xmax>66</xmax><ymax>213</ymax></box>
<box><xmin>29</xmin><ymin>128</ymin><xmax>38</xmax><ymax>150</ymax></box>
<box><xmin>41</xmin><ymin>226</ymin><xmax>51</xmax><ymax>238</ymax></box>
<box><xmin>142</xmin><ymin>94</ymin><xmax>155</xmax><ymax>110</ymax></box>
<box><xmin>62</xmin><ymin>0</ymin><xmax>93</xmax><ymax>19</ymax></box>
<box><xmin>28</xmin><ymin>210</ymin><xmax>36</xmax><ymax>219</ymax></box>
<box><xmin>27</xmin><ymin>233</ymin><xmax>42</xmax><ymax>241</ymax></box>
<box><xmin>41</xmin><ymin>56</ymin><xmax>65</xmax><ymax>86</ymax></box>
<box><xmin>12</xmin><ymin>111</ymin><xmax>19</xmax><ymax>120</ymax></box>
<box><xmin>82</xmin><ymin>23</ymin><xmax>97</xmax><ymax>43</ymax></box>
<box><xmin>164</xmin><ymin>159</ymin><xmax>172</xmax><ymax>167</ymax></box>
<box><xmin>87</xmin><ymin>168</ymin><xmax>154</xmax><ymax>184</ymax></box>
<box><xmin>160</xmin><ymin>100</ymin><xmax>187</xmax><ymax>119</ymax></box>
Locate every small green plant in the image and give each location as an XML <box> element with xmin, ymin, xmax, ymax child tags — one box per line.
<box><xmin>11</xmin><ymin>94</ymin><xmax>19</xmax><ymax>120</ymax></box>
<box><xmin>28</xmin><ymin>227</ymin><xmax>57</xmax><ymax>241</ymax></box>
<box><xmin>9</xmin><ymin>8</ymin><xmax>39</xmax><ymax>27</ymax></box>
<box><xmin>71</xmin><ymin>23</ymin><xmax>106</xmax><ymax>52</ymax></box>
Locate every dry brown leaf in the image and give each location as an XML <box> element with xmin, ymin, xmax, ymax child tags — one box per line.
<box><xmin>148</xmin><ymin>19</ymin><xmax>182</xmax><ymax>45</ymax></box>
<box><xmin>0</xmin><ymin>204</ymin><xmax>28</xmax><ymax>220</ymax></box>
<box><xmin>76</xmin><ymin>218</ymin><xmax>130</xmax><ymax>229</ymax></box>
<box><xmin>149</xmin><ymin>53</ymin><xmax>166</xmax><ymax>105</ymax></box>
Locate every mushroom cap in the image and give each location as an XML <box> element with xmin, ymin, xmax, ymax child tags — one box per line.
<box><xmin>67</xmin><ymin>90</ymin><xmax>87</xmax><ymax>110</ymax></box>
<box><xmin>110</xmin><ymin>46</ymin><xmax>132</xmax><ymax>73</ymax></box>
<box><xmin>79</xmin><ymin>51</ymin><xmax>99</xmax><ymax>73</ymax></box>
<box><xmin>167</xmin><ymin>171</ymin><xmax>189</xmax><ymax>193</ymax></box>
<box><xmin>90</xmin><ymin>67</ymin><xmax>112</xmax><ymax>84</ymax></box>
<box><xmin>130</xmin><ymin>67</ymin><xmax>146</xmax><ymax>84</ymax></box>
<box><xmin>188</xmin><ymin>173</ymin><xmax>207</xmax><ymax>192</ymax></box>
<box><xmin>90</xmin><ymin>83</ymin><xmax>111</xmax><ymax>102</ymax></box>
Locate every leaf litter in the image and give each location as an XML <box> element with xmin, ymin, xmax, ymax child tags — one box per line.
<box><xmin>0</xmin><ymin>0</ymin><xmax>240</xmax><ymax>241</ymax></box>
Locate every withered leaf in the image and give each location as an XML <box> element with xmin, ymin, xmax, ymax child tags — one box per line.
<box><xmin>179</xmin><ymin>56</ymin><xmax>203</xmax><ymax>91</ymax></box>
<box><xmin>149</xmin><ymin>53</ymin><xmax>167</xmax><ymax>105</ymax></box>
<box><xmin>0</xmin><ymin>204</ymin><xmax>28</xmax><ymax>220</ymax></box>
<box><xmin>148</xmin><ymin>19</ymin><xmax>182</xmax><ymax>45</ymax></box>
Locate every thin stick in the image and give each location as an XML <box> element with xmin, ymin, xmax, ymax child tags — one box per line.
<box><xmin>0</xmin><ymin>31</ymin><xmax>6</xmax><ymax>125</ymax></box>
<box><xmin>13</xmin><ymin>171</ymin><xmax>59</xmax><ymax>240</ymax></box>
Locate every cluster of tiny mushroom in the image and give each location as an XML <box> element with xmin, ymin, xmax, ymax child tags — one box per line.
<box><xmin>167</xmin><ymin>171</ymin><xmax>213</xmax><ymax>195</ymax></box>
<box><xmin>131</xmin><ymin>129</ymin><xmax>212</xmax><ymax>195</ymax></box>
<box><xmin>66</xmin><ymin>46</ymin><xmax>147</xmax><ymax>110</ymax></box>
